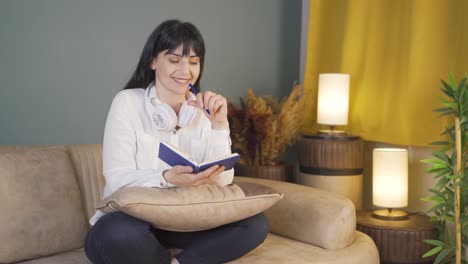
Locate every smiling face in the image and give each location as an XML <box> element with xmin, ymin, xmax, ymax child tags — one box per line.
<box><xmin>152</xmin><ymin>44</ymin><xmax>201</xmax><ymax>102</ymax></box>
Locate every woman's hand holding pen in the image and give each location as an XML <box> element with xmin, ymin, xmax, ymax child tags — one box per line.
<box><xmin>187</xmin><ymin>85</ymin><xmax>229</xmax><ymax>130</ymax></box>
<box><xmin>162</xmin><ymin>165</ymin><xmax>225</xmax><ymax>186</ymax></box>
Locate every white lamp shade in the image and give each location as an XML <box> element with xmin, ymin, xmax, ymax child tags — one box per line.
<box><xmin>372</xmin><ymin>148</ymin><xmax>408</xmax><ymax>208</ymax></box>
<box><xmin>317</xmin><ymin>73</ymin><xmax>350</xmax><ymax>125</ymax></box>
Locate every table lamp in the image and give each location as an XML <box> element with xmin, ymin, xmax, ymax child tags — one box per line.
<box><xmin>372</xmin><ymin>148</ymin><xmax>409</xmax><ymax>220</ymax></box>
<box><xmin>317</xmin><ymin>73</ymin><xmax>350</xmax><ymax>135</ymax></box>
<box><xmin>297</xmin><ymin>73</ymin><xmax>364</xmax><ymax>209</ymax></box>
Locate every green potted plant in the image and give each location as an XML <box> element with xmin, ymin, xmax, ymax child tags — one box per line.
<box><xmin>227</xmin><ymin>84</ymin><xmax>305</xmax><ymax>181</ymax></box>
<box><xmin>422</xmin><ymin>73</ymin><xmax>468</xmax><ymax>264</ymax></box>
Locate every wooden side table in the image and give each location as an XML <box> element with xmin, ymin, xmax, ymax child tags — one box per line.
<box><xmin>356</xmin><ymin>211</ymin><xmax>438</xmax><ymax>264</ymax></box>
<box><xmin>297</xmin><ymin>134</ymin><xmax>364</xmax><ymax>209</ymax></box>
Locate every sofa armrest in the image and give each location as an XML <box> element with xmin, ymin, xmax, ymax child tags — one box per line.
<box><xmin>233</xmin><ymin>176</ymin><xmax>356</xmax><ymax>250</ymax></box>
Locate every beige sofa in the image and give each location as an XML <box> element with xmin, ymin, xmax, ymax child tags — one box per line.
<box><xmin>0</xmin><ymin>144</ymin><xmax>379</xmax><ymax>264</ymax></box>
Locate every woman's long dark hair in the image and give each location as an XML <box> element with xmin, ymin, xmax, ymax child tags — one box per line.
<box><xmin>123</xmin><ymin>20</ymin><xmax>205</xmax><ymax>91</ymax></box>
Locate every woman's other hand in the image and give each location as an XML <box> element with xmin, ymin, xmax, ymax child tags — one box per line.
<box><xmin>162</xmin><ymin>165</ymin><xmax>225</xmax><ymax>187</ymax></box>
<box><xmin>187</xmin><ymin>91</ymin><xmax>229</xmax><ymax>130</ymax></box>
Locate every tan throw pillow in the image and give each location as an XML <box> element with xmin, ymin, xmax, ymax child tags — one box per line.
<box><xmin>0</xmin><ymin>147</ymin><xmax>88</xmax><ymax>263</ymax></box>
<box><xmin>97</xmin><ymin>182</ymin><xmax>283</xmax><ymax>232</ymax></box>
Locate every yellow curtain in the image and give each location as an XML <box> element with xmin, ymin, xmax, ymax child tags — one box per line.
<box><xmin>302</xmin><ymin>0</ymin><xmax>468</xmax><ymax>146</ymax></box>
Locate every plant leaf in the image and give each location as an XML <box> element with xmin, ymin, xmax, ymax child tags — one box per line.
<box><xmin>433</xmin><ymin>168</ymin><xmax>453</xmax><ymax>178</ymax></box>
<box><xmin>446</xmin><ymin>174</ymin><xmax>462</xmax><ymax>180</ymax></box>
<box><xmin>440</xmin><ymin>85</ymin><xmax>454</xmax><ymax>98</ymax></box>
<box><xmin>424</xmin><ymin>239</ymin><xmax>445</xmax><ymax>246</ymax></box>
<box><xmin>427</xmin><ymin>164</ymin><xmax>451</xmax><ymax>173</ymax></box>
<box><xmin>433</xmin><ymin>107</ymin><xmax>453</xmax><ymax>113</ymax></box>
<box><xmin>422</xmin><ymin>246</ymin><xmax>443</xmax><ymax>257</ymax></box>
<box><xmin>457</xmin><ymin>76</ymin><xmax>467</xmax><ymax>93</ymax></box>
<box><xmin>434</xmin><ymin>247</ymin><xmax>453</xmax><ymax>264</ymax></box>
<box><xmin>429</xmin><ymin>202</ymin><xmax>447</xmax><ymax>213</ymax></box>
<box><xmin>441</xmin><ymin>79</ymin><xmax>455</xmax><ymax>93</ymax></box>
<box><xmin>421</xmin><ymin>196</ymin><xmax>443</xmax><ymax>202</ymax></box>
<box><xmin>421</xmin><ymin>158</ymin><xmax>449</xmax><ymax>165</ymax></box>
<box><xmin>449</xmin><ymin>72</ymin><xmax>457</xmax><ymax>91</ymax></box>
<box><xmin>441</xmin><ymin>215</ymin><xmax>455</xmax><ymax>222</ymax></box>
<box><xmin>439</xmin><ymin>111</ymin><xmax>455</xmax><ymax>118</ymax></box>
<box><xmin>432</xmin><ymin>151</ymin><xmax>450</xmax><ymax>163</ymax></box>
<box><xmin>432</xmin><ymin>107</ymin><xmax>455</xmax><ymax>115</ymax></box>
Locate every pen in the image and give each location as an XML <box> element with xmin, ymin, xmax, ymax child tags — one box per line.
<box><xmin>189</xmin><ymin>83</ymin><xmax>211</xmax><ymax>115</ymax></box>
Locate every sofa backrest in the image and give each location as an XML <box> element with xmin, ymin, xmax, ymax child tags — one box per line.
<box><xmin>0</xmin><ymin>145</ymin><xmax>89</xmax><ymax>263</ymax></box>
<box><xmin>66</xmin><ymin>144</ymin><xmax>106</xmax><ymax>222</ymax></box>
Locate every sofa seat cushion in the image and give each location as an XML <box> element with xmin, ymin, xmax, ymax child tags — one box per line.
<box><xmin>0</xmin><ymin>147</ymin><xmax>88</xmax><ymax>263</ymax></box>
<box><xmin>16</xmin><ymin>232</ymin><xmax>379</xmax><ymax>264</ymax></box>
<box><xmin>18</xmin><ymin>249</ymin><xmax>91</xmax><ymax>264</ymax></box>
<box><xmin>228</xmin><ymin>232</ymin><xmax>379</xmax><ymax>264</ymax></box>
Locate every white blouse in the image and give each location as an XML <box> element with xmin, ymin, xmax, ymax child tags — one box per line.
<box><xmin>90</xmin><ymin>87</ymin><xmax>233</xmax><ymax>225</ymax></box>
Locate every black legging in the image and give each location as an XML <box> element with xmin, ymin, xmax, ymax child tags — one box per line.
<box><xmin>84</xmin><ymin>211</ymin><xmax>269</xmax><ymax>264</ymax></box>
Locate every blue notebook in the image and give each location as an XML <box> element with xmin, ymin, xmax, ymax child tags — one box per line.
<box><xmin>158</xmin><ymin>142</ymin><xmax>240</xmax><ymax>173</ymax></box>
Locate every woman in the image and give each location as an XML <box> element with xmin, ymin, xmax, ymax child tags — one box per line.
<box><xmin>84</xmin><ymin>20</ymin><xmax>269</xmax><ymax>264</ymax></box>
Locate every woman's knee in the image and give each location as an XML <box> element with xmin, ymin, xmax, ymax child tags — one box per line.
<box><xmin>91</xmin><ymin>212</ymin><xmax>152</xmax><ymax>246</ymax></box>
<box><xmin>85</xmin><ymin>212</ymin><xmax>170</xmax><ymax>263</ymax></box>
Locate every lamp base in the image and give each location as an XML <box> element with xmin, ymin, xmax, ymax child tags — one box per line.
<box><xmin>372</xmin><ymin>209</ymin><xmax>408</xmax><ymax>221</ymax></box>
<box><xmin>317</xmin><ymin>125</ymin><xmax>348</xmax><ymax>136</ymax></box>
<box><xmin>317</xmin><ymin>129</ymin><xmax>347</xmax><ymax>136</ymax></box>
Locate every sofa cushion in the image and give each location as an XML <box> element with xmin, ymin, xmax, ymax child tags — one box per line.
<box><xmin>17</xmin><ymin>248</ymin><xmax>91</xmax><ymax>264</ymax></box>
<box><xmin>66</xmin><ymin>144</ymin><xmax>106</xmax><ymax>222</ymax></box>
<box><xmin>0</xmin><ymin>147</ymin><xmax>88</xmax><ymax>263</ymax></box>
<box><xmin>227</xmin><ymin>232</ymin><xmax>379</xmax><ymax>264</ymax></box>
<box><xmin>97</xmin><ymin>182</ymin><xmax>283</xmax><ymax>232</ymax></box>
<box><xmin>15</xmin><ymin>232</ymin><xmax>379</xmax><ymax>264</ymax></box>
<box><xmin>234</xmin><ymin>176</ymin><xmax>356</xmax><ymax>250</ymax></box>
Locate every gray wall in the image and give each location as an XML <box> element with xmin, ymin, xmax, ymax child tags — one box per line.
<box><xmin>0</xmin><ymin>0</ymin><xmax>301</xmax><ymax>145</ymax></box>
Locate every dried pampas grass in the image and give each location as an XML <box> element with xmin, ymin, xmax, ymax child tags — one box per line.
<box><xmin>228</xmin><ymin>84</ymin><xmax>305</xmax><ymax>166</ymax></box>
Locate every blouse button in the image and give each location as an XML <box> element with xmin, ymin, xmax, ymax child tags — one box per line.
<box><xmin>160</xmin><ymin>182</ymin><xmax>164</xmax><ymax>187</ymax></box>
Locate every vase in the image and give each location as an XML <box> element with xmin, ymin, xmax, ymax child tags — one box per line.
<box><xmin>234</xmin><ymin>163</ymin><xmax>294</xmax><ymax>182</ymax></box>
